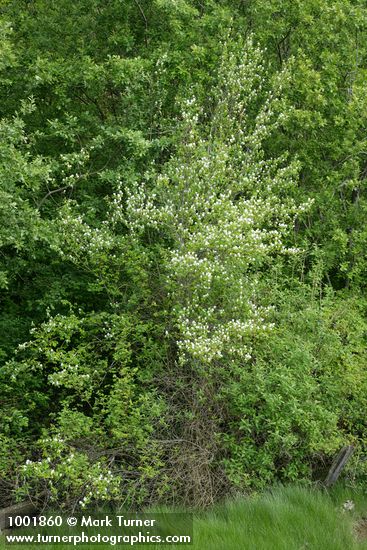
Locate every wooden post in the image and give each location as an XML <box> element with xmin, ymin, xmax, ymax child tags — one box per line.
<box><xmin>324</xmin><ymin>445</ymin><xmax>354</xmax><ymax>488</ymax></box>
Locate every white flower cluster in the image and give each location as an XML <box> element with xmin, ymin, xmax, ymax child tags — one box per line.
<box><xmin>22</xmin><ymin>434</ymin><xmax>120</xmax><ymax>509</ymax></box>
<box><xmin>53</xmin><ymin>205</ymin><xmax>114</xmax><ymax>264</ymax></box>
<box><xmin>109</xmin><ymin>38</ymin><xmax>310</xmax><ymax>368</ymax></box>
<box><xmin>77</xmin><ymin>467</ymin><xmax>119</xmax><ymax>509</ymax></box>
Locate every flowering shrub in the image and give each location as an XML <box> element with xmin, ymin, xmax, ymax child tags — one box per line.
<box><xmin>3</xmin><ymin>311</ymin><xmax>167</xmax><ymax>509</ymax></box>
<box><xmin>118</xmin><ymin>39</ymin><xmax>309</xmax><ymax>369</ymax></box>
<box><xmin>20</xmin><ymin>435</ymin><xmax>121</xmax><ymax>510</ymax></box>
<box><xmin>107</xmin><ymin>38</ymin><xmax>323</xmax><ymax>502</ymax></box>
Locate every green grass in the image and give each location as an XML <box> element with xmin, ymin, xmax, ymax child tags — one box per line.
<box><xmin>1</xmin><ymin>484</ymin><xmax>367</xmax><ymax>549</ymax></box>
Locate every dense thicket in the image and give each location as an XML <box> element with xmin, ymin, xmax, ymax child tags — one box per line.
<box><xmin>0</xmin><ymin>0</ymin><xmax>366</xmax><ymax>510</ymax></box>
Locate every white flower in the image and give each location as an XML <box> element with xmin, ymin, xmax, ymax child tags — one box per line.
<box><xmin>342</xmin><ymin>500</ymin><xmax>355</xmax><ymax>512</ymax></box>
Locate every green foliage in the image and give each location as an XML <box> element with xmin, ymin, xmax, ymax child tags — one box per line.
<box><xmin>1</xmin><ymin>310</ymin><xmax>166</xmax><ymax>508</ymax></box>
<box><xmin>221</xmin><ymin>281</ymin><xmax>367</xmax><ymax>489</ymax></box>
<box><xmin>0</xmin><ymin>0</ymin><xmax>367</xmax><ymax>510</ymax></box>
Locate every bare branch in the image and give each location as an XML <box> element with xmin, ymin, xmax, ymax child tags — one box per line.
<box><xmin>37</xmin><ymin>186</ymin><xmax>72</xmax><ymax>209</ymax></box>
